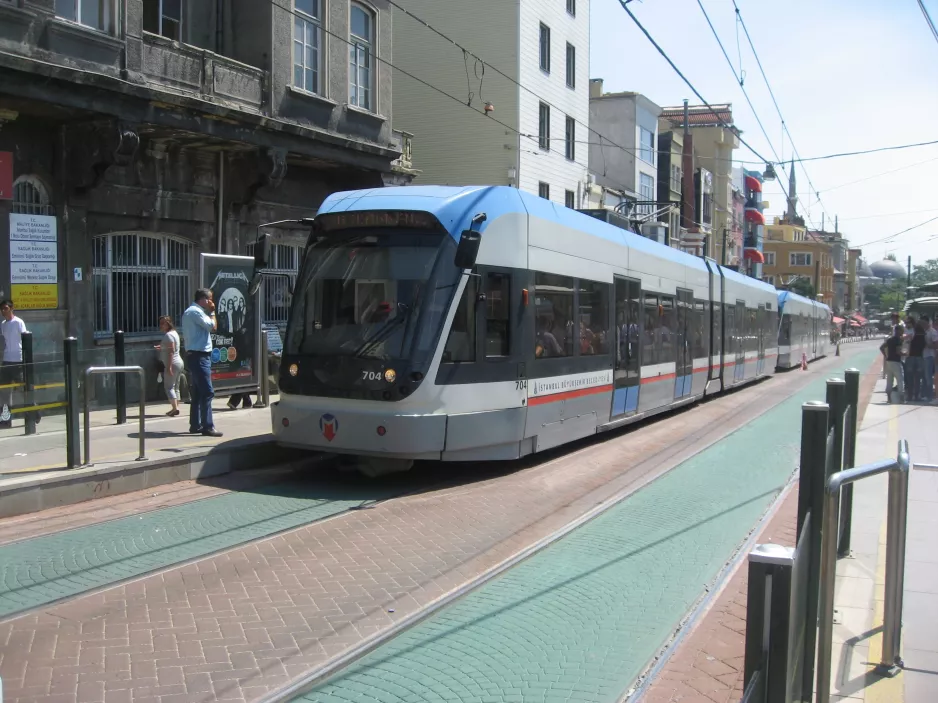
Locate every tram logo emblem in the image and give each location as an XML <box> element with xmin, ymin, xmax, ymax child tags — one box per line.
<box><xmin>319</xmin><ymin>413</ymin><xmax>339</xmax><ymax>442</ymax></box>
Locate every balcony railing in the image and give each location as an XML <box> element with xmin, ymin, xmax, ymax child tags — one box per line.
<box><xmin>140</xmin><ymin>32</ymin><xmax>265</xmax><ymax>110</ymax></box>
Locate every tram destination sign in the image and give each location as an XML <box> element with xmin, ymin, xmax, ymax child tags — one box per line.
<box><xmin>317</xmin><ymin>210</ymin><xmax>440</xmax><ymax>232</ymax></box>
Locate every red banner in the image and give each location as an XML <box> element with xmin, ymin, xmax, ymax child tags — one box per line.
<box><xmin>0</xmin><ymin>152</ymin><xmax>12</xmax><ymax>200</ymax></box>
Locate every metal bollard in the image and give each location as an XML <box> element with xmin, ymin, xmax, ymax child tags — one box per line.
<box><xmin>798</xmin><ymin>400</ymin><xmax>829</xmax><ymax>701</ymax></box>
<box><xmin>22</xmin><ymin>331</ymin><xmax>36</xmax><ymax>435</ymax></box>
<box><xmin>839</xmin><ymin>369</ymin><xmax>861</xmax><ymax>557</ymax></box>
<box><xmin>114</xmin><ymin>330</ymin><xmax>126</xmax><ymax>424</ymax></box>
<box><xmin>64</xmin><ymin>337</ymin><xmax>80</xmax><ymax>469</ymax></box>
<box><xmin>743</xmin><ymin>544</ymin><xmax>796</xmax><ymax>703</ymax></box>
<box><xmin>253</xmin><ymin>330</ymin><xmax>269</xmax><ymax>410</ymax></box>
<box><xmin>882</xmin><ymin>440</ymin><xmax>911</xmax><ymax>674</ymax></box>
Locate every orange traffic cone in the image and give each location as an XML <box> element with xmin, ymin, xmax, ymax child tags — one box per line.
<box><xmin>801</xmin><ymin>352</ymin><xmax>808</xmax><ymax>371</ymax></box>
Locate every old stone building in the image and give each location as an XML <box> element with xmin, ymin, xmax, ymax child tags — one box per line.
<box><xmin>0</xmin><ymin>0</ymin><xmax>414</xmax><ymax>393</ymax></box>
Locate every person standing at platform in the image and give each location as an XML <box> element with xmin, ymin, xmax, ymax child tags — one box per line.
<box><xmin>881</xmin><ymin>325</ymin><xmax>905</xmax><ymax>404</ymax></box>
<box><xmin>0</xmin><ymin>300</ymin><xmax>27</xmax><ymax>428</ymax></box>
<box><xmin>181</xmin><ymin>289</ymin><xmax>223</xmax><ymax>437</ymax></box>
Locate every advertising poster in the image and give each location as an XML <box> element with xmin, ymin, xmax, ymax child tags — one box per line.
<box><xmin>9</xmin><ymin>213</ymin><xmax>58</xmax><ymax>309</ymax></box>
<box><xmin>200</xmin><ymin>254</ymin><xmax>259</xmax><ymax>391</ymax></box>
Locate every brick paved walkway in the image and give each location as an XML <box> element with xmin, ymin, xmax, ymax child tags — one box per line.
<box><xmin>636</xmin><ymin>354</ymin><xmax>881</xmax><ymax>703</ymax></box>
<box><xmin>0</xmin><ymin>345</ymin><xmax>879</xmax><ymax>703</ymax></box>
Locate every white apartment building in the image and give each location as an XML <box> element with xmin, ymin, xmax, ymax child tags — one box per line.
<box><xmin>392</xmin><ymin>0</ymin><xmax>590</xmax><ymax>206</ymax></box>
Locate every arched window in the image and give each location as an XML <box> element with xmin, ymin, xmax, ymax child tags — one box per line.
<box><xmin>92</xmin><ymin>233</ymin><xmax>194</xmax><ymax>337</ymax></box>
<box><xmin>349</xmin><ymin>3</ymin><xmax>375</xmax><ymax>110</ymax></box>
<box><xmin>12</xmin><ymin>175</ymin><xmax>53</xmax><ymax>215</ymax></box>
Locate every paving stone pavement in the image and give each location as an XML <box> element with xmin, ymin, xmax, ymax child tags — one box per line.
<box><xmin>0</xmin><ymin>344</ymin><xmax>880</xmax><ymax>703</ymax></box>
<box><xmin>0</xmin><ymin>477</ymin><xmax>390</xmax><ymax>617</ymax></box>
<box><xmin>636</xmin><ymin>354</ymin><xmax>880</xmax><ymax>703</ymax></box>
<box><xmin>293</xmin><ymin>350</ymin><xmax>878</xmax><ymax>703</ymax></box>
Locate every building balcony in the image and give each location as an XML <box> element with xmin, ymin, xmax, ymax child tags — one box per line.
<box><xmin>140</xmin><ymin>32</ymin><xmax>266</xmax><ymax>111</ymax></box>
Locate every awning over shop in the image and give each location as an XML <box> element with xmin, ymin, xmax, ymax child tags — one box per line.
<box><xmin>832</xmin><ymin>316</ymin><xmax>846</xmax><ymax>325</ymax></box>
<box><xmin>849</xmin><ymin>320</ymin><xmax>861</xmax><ymax>327</ymax></box>
<box><xmin>744</xmin><ymin>209</ymin><xmax>766</xmax><ymax>225</ymax></box>
<box><xmin>850</xmin><ymin>314</ymin><xmax>868</xmax><ymax>324</ymax></box>
<box><xmin>745</xmin><ymin>174</ymin><xmax>762</xmax><ymax>193</ymax></box>
<box><xmin>744</xmin><ymin>248</ymin><xmax>765</xmax><ymax>263</ymax></box>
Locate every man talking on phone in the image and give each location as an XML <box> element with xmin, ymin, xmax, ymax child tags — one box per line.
<box><xmin>181</xmin><ymin>288</ymin><xmax>223</xmax><ymax>437</ymax></box>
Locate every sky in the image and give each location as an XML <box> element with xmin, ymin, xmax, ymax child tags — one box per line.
<box><xmin>590</xmin><ymin>0</ymin><xmax>938</xmax><ymax>269</ymax></box>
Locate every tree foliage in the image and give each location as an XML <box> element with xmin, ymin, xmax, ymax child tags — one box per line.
<box><xmin>911</xmin><ymin>258</ymin><xmax>938</xmax><ymax>287</ymax></box>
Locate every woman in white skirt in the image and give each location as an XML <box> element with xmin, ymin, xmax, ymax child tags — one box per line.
<box><xmin>155</xmin><ymin>315</ymin><xmax>185</xmax><ymax>416</ymax></box>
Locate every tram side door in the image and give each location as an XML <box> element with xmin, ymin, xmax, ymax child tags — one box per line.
<box><xmin>674</xmin><ymin>289</ymin><xmax>693</xmax><ymax>399</ymax></box>
<box><xmin>757</xmin><ymin>304</ymin><xmax>766</xmax><ymax>374</ymax></box>
<box><xmin>611</xmin><ymin>277</ymin><xmax>641</xmax><ymax>419</ymax></box>
<box><xmin>735</xmin><ymin>300</ymin><xmax>746</xmax><ymax>381</ymax></box>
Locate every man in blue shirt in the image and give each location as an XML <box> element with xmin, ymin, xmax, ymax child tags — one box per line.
<box><xmin>181</xmin><ymin>288</ymin><xmax>223</xmax><ymax>437</ymax></box>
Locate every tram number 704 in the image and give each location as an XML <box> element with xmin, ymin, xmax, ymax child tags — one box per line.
<box><xmin>362</xmin><ymin>371</ymin><xmax>384</xmax><ymax>381</ymax></box>
<box><xmin>515</xmin><ymin>380</ymin><xmax>528</xmax><ymax>391</ymax></box>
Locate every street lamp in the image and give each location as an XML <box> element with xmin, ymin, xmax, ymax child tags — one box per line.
<box><xmin>762</xmin><ymin>163</ymin><xmax>778</xmax><ymax>181</ymax></box>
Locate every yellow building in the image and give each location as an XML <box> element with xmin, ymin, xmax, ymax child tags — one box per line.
<box><xmin>761</xmin><ymin>218</ymin><xmax>835</xmax><ymax>305</ymax></box>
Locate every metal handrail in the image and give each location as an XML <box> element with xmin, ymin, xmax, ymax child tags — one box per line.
<box><xmin>82</xmin><ymin>366</ymin><xmax>147</xmax><ymax>466</ymax></box>
<box><xmin>816</xmin><ymin>440</ymin><xmax>910</xmax><ymax>703</ymax></box>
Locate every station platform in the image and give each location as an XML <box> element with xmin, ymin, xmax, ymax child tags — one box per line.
<box><xmin>639</xmin><ymin>373</ymin><xmax>938</xmax><ymax>702</ymax></box>
<box><xmin>0</xmin><ymin>397</ymin><xmax>303</xmax><ymax>518</ymax></box>
<box><xmin>0</xmin><ymin>342</ymin><xmax>909</xmax><ymax>703</ymax></box>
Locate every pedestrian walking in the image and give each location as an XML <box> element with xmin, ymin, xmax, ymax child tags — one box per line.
<box><xmin>881</xmin><ymin>326</ymin><xmax>905</xmax><ymax>404</ymax></box>
<box><xmin>227</xmin><ymin>393</ymin><xmax>253</xmax><ymax>410</ymax></box>
<box><xmin>908</xmin><ymin>321</ymin><xmax>927</xmax><ymax>401</ymax></box>
<box><xmin>923</xmin><ymin>315</ymin><xmax>937</xmax><ymax>402</ymax></box>
<box><xmin>0</xmin><ymin>299</ymin><xmax>27</xmax><ymax>428</ymax></box>
<box><xmin>154</xmin><ymin>315</ymin><xmax>184</xmax><ymax>417</ymax></box>
<box><xmin>181</xmin><ymin>289</ymin><xmax>223</xmax><ymax>437</ymax></box>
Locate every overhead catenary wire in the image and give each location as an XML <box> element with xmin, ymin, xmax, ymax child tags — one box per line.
<box><xmin>917</xmin><ymin>0</ymin><xmax>938</xmax><ymax>46</ymax></box>
<box><xmin>617</xmin><ymin>0</ymin><xmax>771</xmax><ymax>167</ymax></box>
<box><xmin>731</xmin><ymin>0</ymin><xmax>831</xmax><ymax>228</ymax></box>
<box><xmin>694</xmin><ymin>0</ymin><xmax>803</xmax><ymax>224</ymax></box>
<box><xmin>852</xmin><ymin>214</ymin><xmax>938</xmax><ymax>248</ymax></box>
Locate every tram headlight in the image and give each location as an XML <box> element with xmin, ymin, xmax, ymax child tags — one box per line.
<box><xmin>384</xmin><ymin>368</ymin><xmax>397</xmax><ymax>383</ymax></box>
<box><xmin>288</xmin><ymin>363</ymin><xmax>299</xmax><ymax>377</ymax></box>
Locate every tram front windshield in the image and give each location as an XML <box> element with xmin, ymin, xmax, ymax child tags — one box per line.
<box><xmin>285</xmin><ymin>229</ymin><xmax>459</xmax><ymax>364</ymax></box>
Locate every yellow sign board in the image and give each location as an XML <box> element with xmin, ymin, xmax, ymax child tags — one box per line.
<box><xmin>11</xmin><ymin>284</ymin><xmax>58</xmax><ymax>309</ymax></box>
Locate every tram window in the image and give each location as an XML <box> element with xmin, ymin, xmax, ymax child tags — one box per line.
<box><xmin>693</xmin><ymin>299</ymin><xmax>707</xmax><ymax>358</ymax></box>
<box><xmin>442</xmin><ymin>277</ymin><xmax>476</xmax><ymax>362</ymax></box>
<box><xmin>749</xmin><ymin>309</ymin><xmax>757</xmax><ymax>353</ymax></box>
<box><xmin>534</xmin><ymin>272</ymin><xmax>574</xmax><ymax>358</ymax></box>
<box><xmin>779</xmin><ymin>315</ymin><xmax>791</xmax><ymax>346</ymax></box>
<box><xmin>615</xmin><ymin>279</ymin><xmax>642</xmax><ymax>377</ymax></box>
<box><xmin>725</xmin><ymin>303</ymin><xmax>735</xmax><ymax>352</ymax></box>
<box><xmin>578</xmin><ymin>279</ymin><xmax>609</xmax><ymax>355</ymax></box>
<box><xmin>642</xmin><ymin>293</ymin><xmax>658</xmax><ymax>364</ymax></box>
<box><xmin>484</xmin><ymin>272</ymin><xmax>510</xmax><ymax>357</ymax></box>
<box><xmin>659</xmin><ymin>295</ymin><xmax>675</xmax><ymax>364</ymax></box>
<box><xmin>712</xmin><ymin>300</ymin><xmax>721</xmax><ymax>358</ymax></box>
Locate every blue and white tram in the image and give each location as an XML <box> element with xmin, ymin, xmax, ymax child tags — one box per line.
<box><xmin>776</xmin><ymin>291</ymin><xmax>833</xmax><ymax>369</ymax></box>
<box><xmin>258</xmin><ymin>185</ymin><xmax>783</xmax><ymax>474</ymax></box>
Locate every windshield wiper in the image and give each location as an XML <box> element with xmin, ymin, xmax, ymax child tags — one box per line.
<box><xmin>354</xmin><ymin>308</ymin><xmax>409</xmax><ymax>358</ymax></box>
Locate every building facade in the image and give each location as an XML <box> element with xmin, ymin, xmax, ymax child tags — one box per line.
<box><xmin>656</xmin><ymin>122</ymin><xmax>683</xmax><ymax>247</ymax></box>
<box><xmin>392</xmin><ymin>0</ymin><xmax>590</xmax><ymax>206</ymax></box>
<box><xmin>0</xmin><ymin>0</ymin><xmax>412</xmax><ymax>400</ymax></box>
<box><xmin>761</xmin><ymin>218</ymin><xmax>834</xmax><ymax>305</ymax></box>
<box><xmin>658</xmin><ymin>104</ymin><xmax>738</xmax><ymax>261</ymax></box>
<box><xmin>587</xmin><ymin>83</ymin><xmax>660</xmax><ymax>216</ymax></box>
